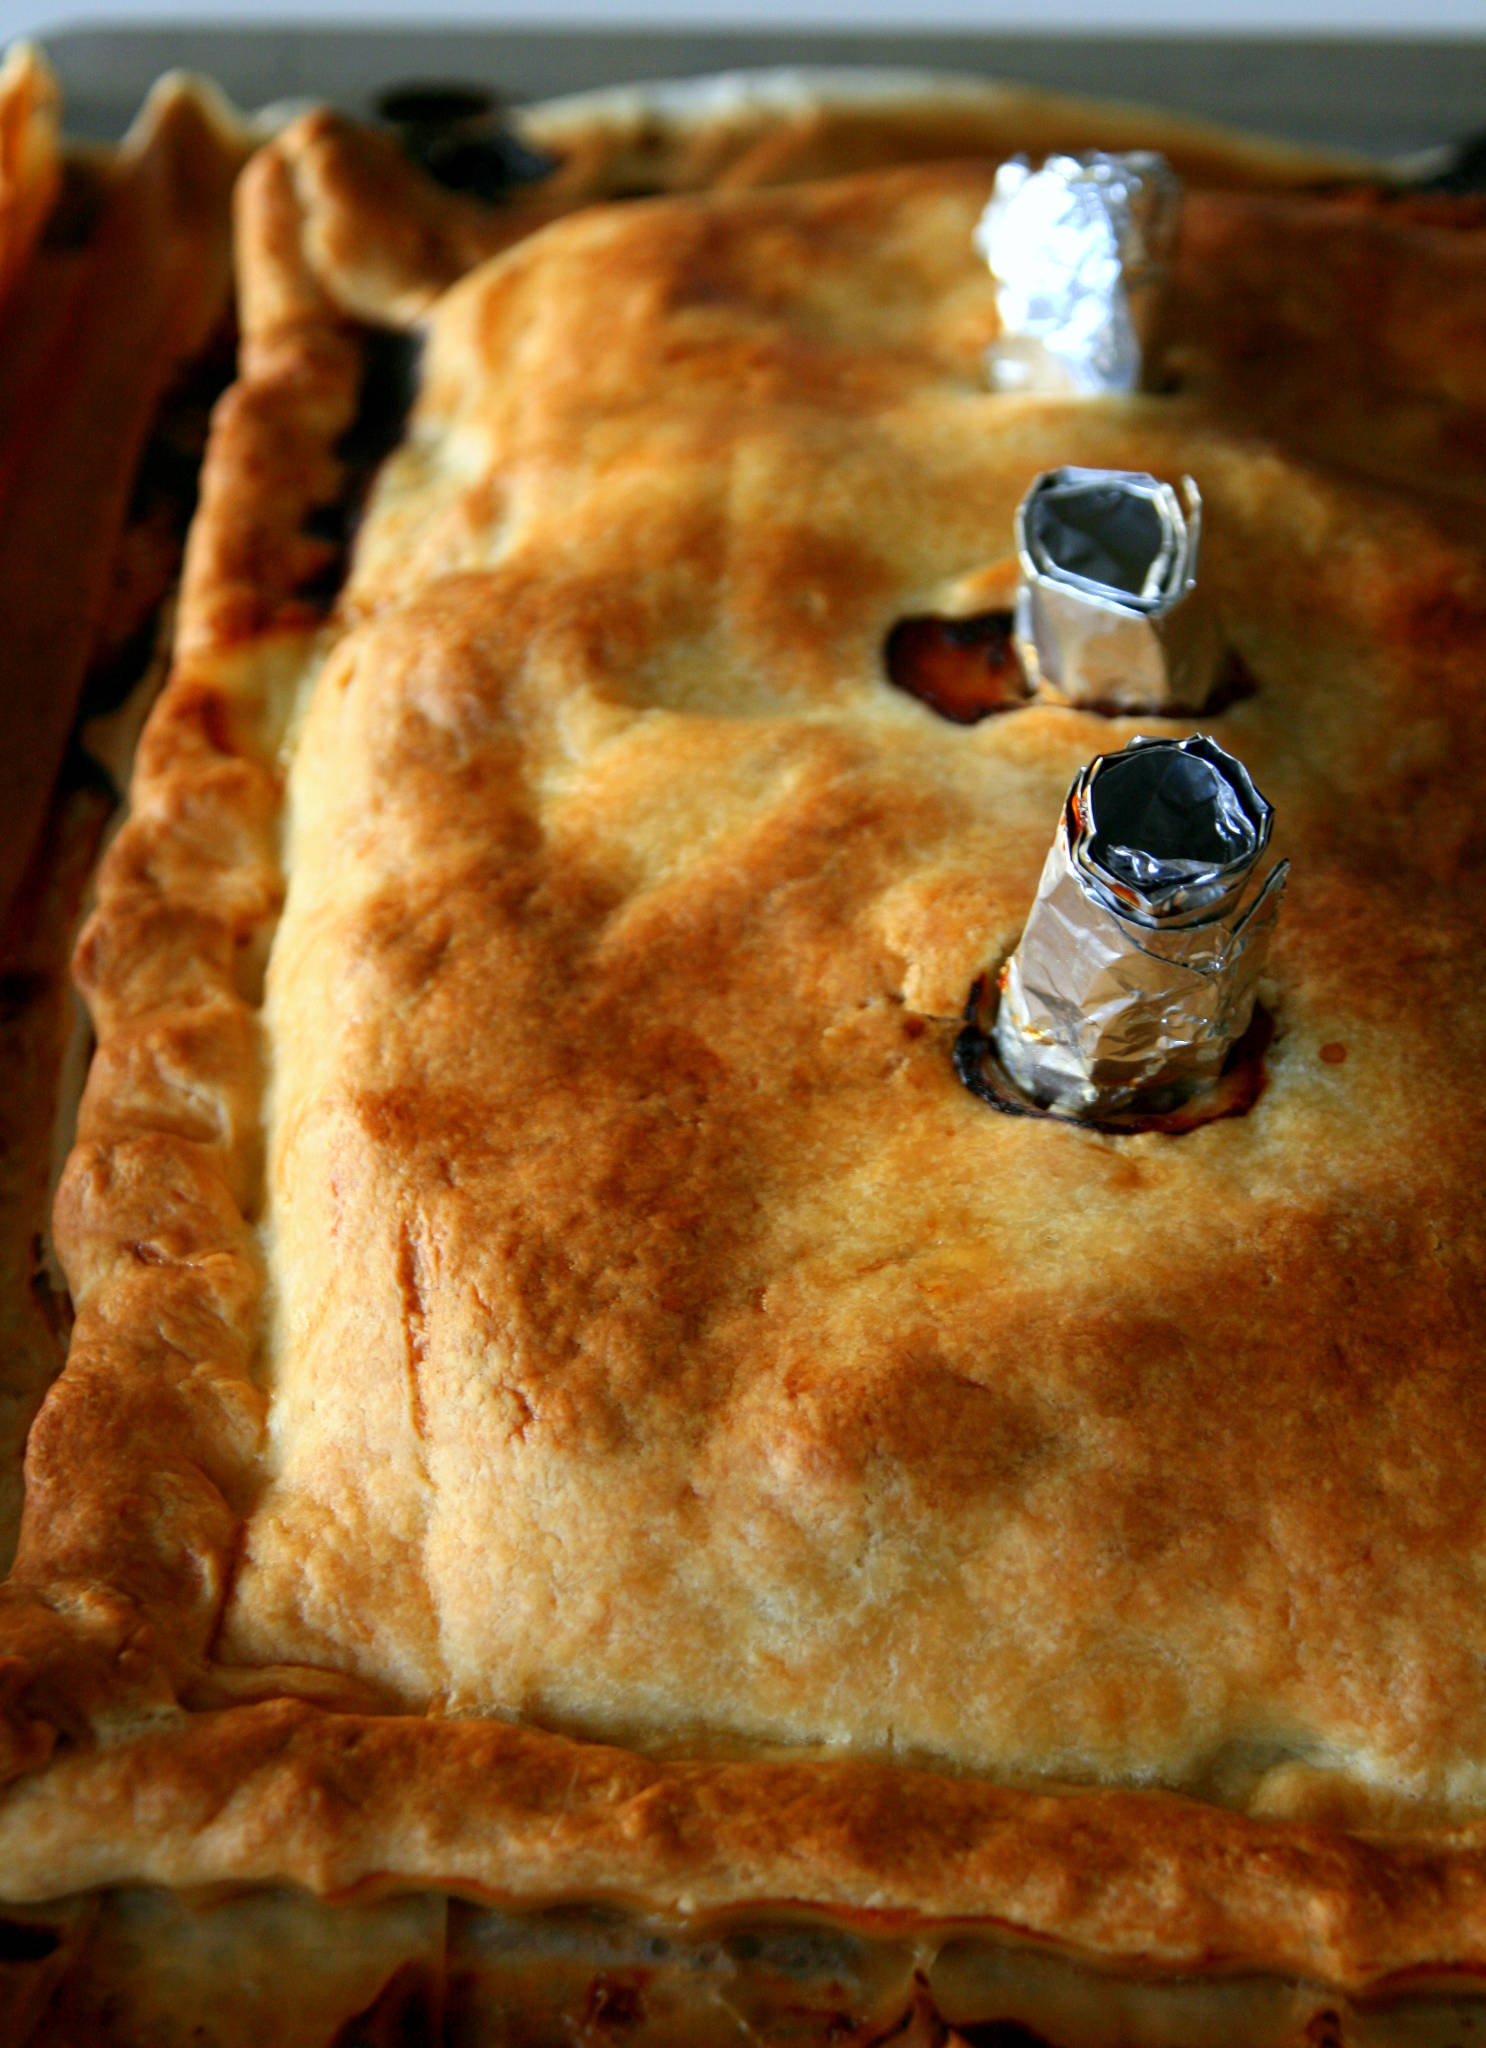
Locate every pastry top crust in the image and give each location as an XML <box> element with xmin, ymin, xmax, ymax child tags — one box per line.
<box><xmin>5</xmin><ymin>100</ymin><xmax>1486</xmax><ymax>1995</ymax></box>
<box><xmin>211</xmin><ymin>157</ymin><xmax>1486</xmax><ymax>1817</ymax></box>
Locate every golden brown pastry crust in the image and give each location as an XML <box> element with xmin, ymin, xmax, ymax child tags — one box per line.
<box><xmin>4</xmin><ymin>103</ymin><xmax>1486</xmax><ymax>2004</ymax></box>
<box><xmin>7</xmin><ymin>1697</ymin><xmax>1486</xmax><ymax>1992</ymax></box>
<box><xmin>1172</xmin><ymin>186</ymin><xmax>1486</xmax><ymax>503</ymax></box>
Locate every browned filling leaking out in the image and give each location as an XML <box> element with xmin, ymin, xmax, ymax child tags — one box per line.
<box><xmin>82</xmin><ymin>326</ymin><xmax>238</xmax><ymax>721</ymax></box>
<box><xmin>884</xmin><ymin>611</ymin><xmax>1029</xmax><ymax>723</ymax></box>
<box><xmin>0</xmin><ymin>1920</ymin><xmax>61</xmax><ymax>1963</ymax></box>
<box><xmin>955</xmin><ymin>975</ymin><xmax>1272</xmax><ymax>1136</ymax></box>
<box><xmin>38</xmin><ymin>157</ymin><xmax>108</xmax><ymax>254</ymax></box>
<box><xmin>375</xmin><ymin>83</ymin><xmax>499</xmax><ymax>127</ymax></box>
<box><xmin>1196</xmin><ymin>646</ymin><xmax>1258</xmax><ymax>715</ymax></box>
<box><xmin>886</xmin><ymin>617</ymin><xmax>1257</xmax><ymax>725</ymax></box>
<box><xmin>376</xmin><ymin>79</ymin><xmax>562</xmax><ymax>201</ymax></box>
<box><xmin>294</xmin><ymin>325</ymin><xmax>422</xmax><ymax>614</ymax></box>
<box><xmin>328</xmin><ymin>1957</ymin><xmax>442</xmax><ymax>2047</ymax></box>
<box><xmin>1040</xmin><ymin>646</ymin><xmax>1260</xmax><ymax>721</ymax></box>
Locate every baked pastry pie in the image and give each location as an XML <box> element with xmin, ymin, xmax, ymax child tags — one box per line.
<box><xmin>3</xmin><ymin>66</ymin><xmax>1486</xmax><ymax>2044</ymax></box>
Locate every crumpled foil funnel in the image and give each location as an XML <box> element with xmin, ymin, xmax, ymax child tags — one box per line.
<box><xmin>1014</xmin><ymin>466</ymin><xmax>1222</xmax><ymax>713</ymax></box>
<box><xmin>973</xmin><ymin>151</ymin><xmax>1180</xmax><ymax>395</ymax></box>
<box><xmin>994</xmin><ymin>734</ymin><xmax>1288</xmax><ymax>1117</ymax></box>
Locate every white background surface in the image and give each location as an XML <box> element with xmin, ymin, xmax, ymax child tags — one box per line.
<box><xmin>7</xmin><ymin>0</ymin><xmax>1486</xmax><ymax>39</ymax></box>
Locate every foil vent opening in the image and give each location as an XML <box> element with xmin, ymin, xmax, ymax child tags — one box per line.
<box><xmin>1024</xmin><ymin>474</ymin><xmax>1182</xmax><ymax>611</ymax></box>
<box><xmin>1014</xmin><ymin>468</ymin><xmax>1222</xmax><ymax>715</ymax></box>
<box><xmin>1087</xmin><ymin>742</ymin><xmax>1259</xmax><ymax>909</ymax></box>
<box><xmin>983</xmin><ymin>734</ymin><xmax>1287</xmax><ymax>1122</ymax></box>
<box><xmin>975</xmin><ymin>151</ymin><xmax>1179</xmax><ymax>397</ymax></box>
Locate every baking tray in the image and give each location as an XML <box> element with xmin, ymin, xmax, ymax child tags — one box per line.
<box><xmin>37</xmin><ymin>22</ymin><xmax>1486</xmax><ymax>159</ymax></box>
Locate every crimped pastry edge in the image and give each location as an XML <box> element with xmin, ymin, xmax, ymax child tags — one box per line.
<box><xmin>4</xmin><ymin>1698</ymin><xmax>1486</xmax><ymax>1998</ymax></box>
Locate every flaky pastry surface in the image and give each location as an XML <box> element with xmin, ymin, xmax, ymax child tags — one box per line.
<box><xmin>4</xmin><ymin>100</ymin><xmax>1486</xmax><ymax>1998</ymax></box>
<box><xmin>226</xmin><ymin>163</ymin><xmax>1486</xmax><ymax>1808</ymax></box>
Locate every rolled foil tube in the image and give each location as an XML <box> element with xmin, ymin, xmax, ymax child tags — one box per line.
<box><xmin>973</xmin><ymin>151</ymin><xmax>1179</xmax><ymax>396</ymax></box>
<box><xmin>993</xmin><ymin>734</ymin><xmax>1288</xmax><ymax>1117</ymax></box>
<box><xmin>1014</xmin><ymin>466</ymin><xmax>1222</xmax><ymax>713</ymax></box>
